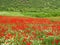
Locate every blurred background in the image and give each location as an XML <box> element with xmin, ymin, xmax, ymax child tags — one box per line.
<box><xmin>0</xmin><ymin>0</ymin><xmax>60</xmax><ymax>17</ymax></box>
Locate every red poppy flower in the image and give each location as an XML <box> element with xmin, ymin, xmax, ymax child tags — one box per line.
<box><xmin>5</xmin><ymin>33</ymin><xmax>13</xmax><ymax>40</ymax></box>
<box><xmin>47</xmin><ymin>32</ymin><xmax>54</xmax><ymax>36</ymax></box>
<box><xmin>26</xmin><ymin>42</ymin><xmax>32</xmax><ymax>45</ymax></box>
<box><xmin>0</xmin><ymin>33</ymin><xmax>5</xmax><ymax>37</ymax></box>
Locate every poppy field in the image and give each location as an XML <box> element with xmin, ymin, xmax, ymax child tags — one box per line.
<box><xmin>0</xmin><ymin>16</ymin><xmax>60</xmax><ymax>45</ymax></box>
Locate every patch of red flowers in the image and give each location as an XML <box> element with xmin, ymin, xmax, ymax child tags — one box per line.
<box><xmin>0</xmin><ymin>16</ymin><xmax>60</xmax><ymax>45</ymax></box>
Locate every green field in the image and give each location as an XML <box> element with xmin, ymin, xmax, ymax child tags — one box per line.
<box><xmin>0</xmin><ymin>0</ymin><xmax>60</xmax><ymax>17</ymax></box>
<box><xmin>0</xmin><ymin>11</ymin><xmax>60</xmax><ymax>17</ymax></box>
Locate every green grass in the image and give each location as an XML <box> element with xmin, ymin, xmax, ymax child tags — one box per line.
<box><xmin>0</xmin><ymin>11</ymin><xmax>24</xmax><ymax>16</ymax></box>
<box><xmin>0</xmin><ymin>0</ymin><xmax>60</xmax><ymax>17</ymax></box>
<box><xmin>0</xmin><ymin>11</ymin><xmax>60</xmax><ymax>18</ymax></box>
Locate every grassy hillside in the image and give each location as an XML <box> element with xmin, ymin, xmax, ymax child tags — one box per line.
<box><xmin>0</xmin><ymin>0</ymin><xmax>60</xmax><ymax>17</ymax></box>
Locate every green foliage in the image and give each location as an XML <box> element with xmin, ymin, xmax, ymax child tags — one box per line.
<box><xmin>0</xmin><ymin>0</ymin><xmax>60</xmax><ymax>17</ymax></box>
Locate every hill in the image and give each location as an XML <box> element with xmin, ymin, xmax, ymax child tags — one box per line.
<box><xmin>0</xmin><ymin>0</ymin><xmax>60</xmax><ymax>17</ymax></box>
